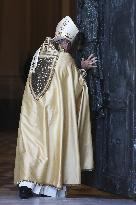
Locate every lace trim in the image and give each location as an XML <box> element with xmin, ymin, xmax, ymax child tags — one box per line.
<box><xmin>18</xmin><ymin>181</ymin><xmax>66</xmax><ymax>197</ymax></box>
<box><xmin>16</xmin><ymin>180</ymin><xmax>62</xmax><ymax>190</ymax></box>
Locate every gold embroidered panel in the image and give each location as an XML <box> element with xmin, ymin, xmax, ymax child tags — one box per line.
<box><xmin>29</xmin><ymin>37</ymin><xmax>59</xmax><ymax>100</ymax></box>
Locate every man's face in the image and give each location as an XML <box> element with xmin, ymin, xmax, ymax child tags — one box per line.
<box><xmin>60</xmin><ymin>39</ymin><xmax>71</xmax><ymax>52</ymax></box>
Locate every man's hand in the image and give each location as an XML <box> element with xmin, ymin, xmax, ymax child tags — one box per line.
<box><xmin>81</xmin><ymin>54</ymin><xmax>97</xmax><ymax>70</ymax></box>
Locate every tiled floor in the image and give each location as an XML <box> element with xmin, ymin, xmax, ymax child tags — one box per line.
<box><xmin>0</xmin><ymin>195</ymin><xmax>135</xmax><ymax>205</ymax></box>
<box><xmin>0</xmin><ymin>131</ymin><xmax>135</xmax><ymax>204</ymax></box>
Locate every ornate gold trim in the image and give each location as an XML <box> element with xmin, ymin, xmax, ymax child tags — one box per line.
<box><xmin>29</xmin><ymin>37</ymin><xmax>59</xmax><ymax>101</ymax></box>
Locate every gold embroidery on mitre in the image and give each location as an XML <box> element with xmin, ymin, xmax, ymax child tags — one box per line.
<box><xmin>29</xmin><ymin>37</ymin><xmax>59</xmax><ymax>100</ymax></box>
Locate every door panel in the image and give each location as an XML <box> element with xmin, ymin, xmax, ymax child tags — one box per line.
<box><xmin>76</xmin><ymin>0</ymin><xmax>136</xmax><ymax>196</ymax></box>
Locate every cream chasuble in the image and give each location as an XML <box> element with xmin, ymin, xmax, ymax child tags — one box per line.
<box><xmin>14</xmin><ymin>37</ymin><xmax>93</xmax><ymax>189</ymax></box>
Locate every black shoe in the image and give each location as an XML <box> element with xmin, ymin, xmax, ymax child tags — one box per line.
<box><xmin>33</xmin><ymin>193</ymin><xmax>49</xmax><ymax>197</ymax></box>
<box><xmin>19</xmin><ymin>186</ymin><xmax>33</xmax><ymax>199</ymax></box>
<box><xmin>40</xmin><ymin>194</ymin><xmax>50</xmax><ymax>197</ymax></box>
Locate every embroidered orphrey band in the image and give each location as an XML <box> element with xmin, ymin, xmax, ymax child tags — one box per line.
<box><xmin>29</xmin><ymin>37</ymin><xmax>59</xmax><ymax>100</ymax></box>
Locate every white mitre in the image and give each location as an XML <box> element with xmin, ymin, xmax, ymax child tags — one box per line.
<box><xmin>53</xmin><ymin>16</ymin><xmax>79</xmax><ymax>43</ymax></box>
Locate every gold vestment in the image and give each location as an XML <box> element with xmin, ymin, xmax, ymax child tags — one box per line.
<box><xmin>14</xmin><ymin>38</ymin><xmax>93</xmax><ymax>189</ymax></box>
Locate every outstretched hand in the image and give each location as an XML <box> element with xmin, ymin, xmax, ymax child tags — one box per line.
<box><xmin>81</xmin><ymin>54</ymin><xmax>97</xmax><ymax>70</ymax></box>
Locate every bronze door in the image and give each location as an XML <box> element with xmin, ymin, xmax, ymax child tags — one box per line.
<box><xmin>76</xmin><ymin>0</ymin><xmax>136</xmax><ymax>196</ymax></box>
